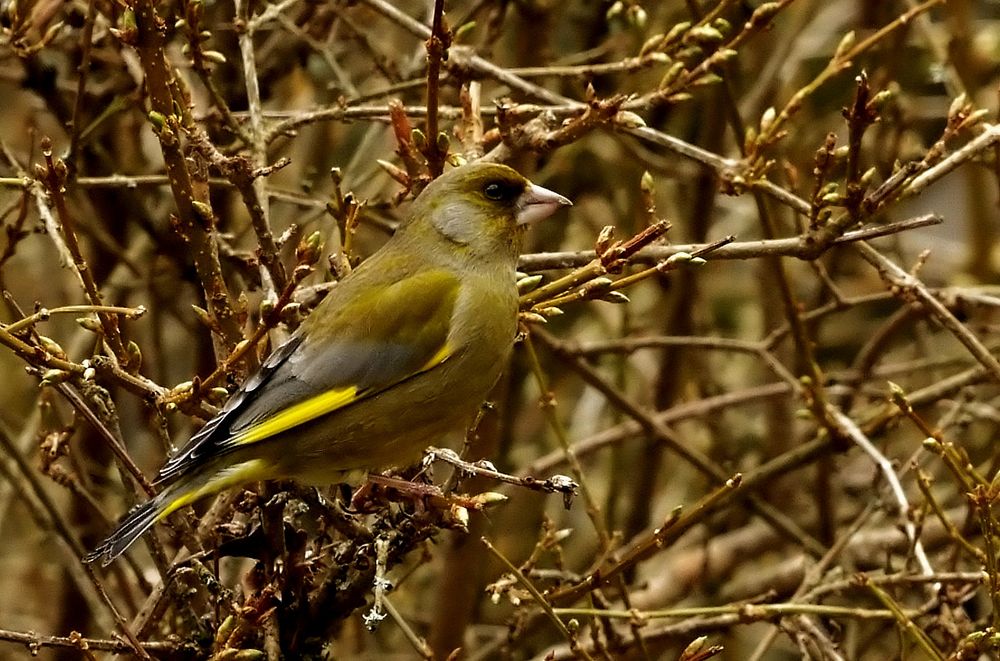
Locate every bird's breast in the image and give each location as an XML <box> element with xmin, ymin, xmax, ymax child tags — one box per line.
<box><xmin>447</xmin><ymin>276</ymin><xmax>519</xmax><ymax>373</ymax></box>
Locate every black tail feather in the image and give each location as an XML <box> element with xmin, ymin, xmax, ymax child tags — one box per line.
<box><xmin>83</xmin><ymin>495</ymin><xmax>164</xmax><ymax>566</ymax></box>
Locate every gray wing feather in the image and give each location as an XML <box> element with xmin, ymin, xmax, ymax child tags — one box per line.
<box><xmin>154</xmin><ymin>335</ymin><xmax>304</xmax><ymax>483</ymax></box>
<box><xmin>154</xmin><ymin>337</ymin><xmax>434</xmax><ymax>484</ymax></box>
<box><xmin>154</xmin><ymin>269</ymin><xmax>458</xmax><ymax>485</ymax></box>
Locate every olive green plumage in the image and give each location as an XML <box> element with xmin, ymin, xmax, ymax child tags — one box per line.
<box><xmin>85</xmin><ymin>162</ymin><xmax>571</xmax><ymax>565</ymax></box>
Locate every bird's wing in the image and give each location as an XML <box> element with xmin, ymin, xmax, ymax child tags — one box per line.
<box><xmin>154</xmin><ymin>269</ymin><xmax>460</xmax><ymax>484</ymax></box>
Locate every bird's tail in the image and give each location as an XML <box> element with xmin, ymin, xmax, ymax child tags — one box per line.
<box><xmin>84</xmin><ymin>458</ymin><xmax>269</xmax><ymax>566</ymax></box>
<box><xmin>83</xmin><ymin>491</ymin><xmax>170</xmax><ymax>566</ymax></box>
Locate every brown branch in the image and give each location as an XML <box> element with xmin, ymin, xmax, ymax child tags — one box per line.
<box><xmin>855</xmin><ymin>242</ymin><xmax>1000</xmax><ymax>384</ymax></box>
<box><xmin>160</xmin><ymin>232</ymin><xmax>321</xmax><ymax>406</ymax></box>
<box><xmin>132</xmin><ymin>0</ymin><xmax>243</xmax><ymax>356</ymax></box>
<box><xmin>64</xmin><ymin>0</ymin><xmax>98</xmax><ymax>180</ymax></box>
<box><xmin>517</xmin><ymin>214</ymin><xmax>942</xmax><ymax>271</ymax></box>
<box><xmin>36</xmin><ymin>140</ymin><xmax>130</xmax><ymax>367</ymax></box>
<box><xmin>0</xmin><ymin>425</ymin><xmax>151</xmax><ymax>659</ymax></box>
<box><xmin>533</xmin><ymin>329</ymin><xmax>825</xmax><ymax>557</ymax></box>
<box><xmin>422</xmin><ymin>0</ymin><xmax>450</xmax><ymax>176</ymax></box>
<box><xmin>0</xmin><ymin>628</ymin><xmax>182</xmax><ymax>655</ymax></box>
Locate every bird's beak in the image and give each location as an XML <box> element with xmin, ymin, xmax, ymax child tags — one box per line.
<box><xmin>516</xmin><ymin>183</ymin><xmax>572</xmax><ymax>226</ymax></box>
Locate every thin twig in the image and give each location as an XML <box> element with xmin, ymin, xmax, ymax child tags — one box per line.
<box><xmin>518</xmin><ymin>215</ymin><xmax>941</xmax><ymax>270</ymax></box>
<box><xmin>855</xmin><ymin>241</ymin><xmax>1000</xmax><ymax>384</ymax></box>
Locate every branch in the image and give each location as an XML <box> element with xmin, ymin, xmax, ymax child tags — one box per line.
<box><xmin>518</xmin><ymin>215</ymin><xmax>941</xmax><ymax>271</ymax></box>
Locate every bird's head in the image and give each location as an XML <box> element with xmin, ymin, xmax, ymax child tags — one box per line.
<box><xmin>406</xmin><ymin>162</ymin><xmax>571</xmax><ymax>259</ymax></box>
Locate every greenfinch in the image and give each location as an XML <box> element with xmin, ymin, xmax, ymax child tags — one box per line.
<box><xmin>85</xmin><ymin>162</ymin><xmax>571</xmax><ymax>565</ymax></box>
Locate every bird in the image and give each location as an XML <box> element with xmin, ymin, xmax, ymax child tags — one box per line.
<box><xmin>84</xmin><ymin>162</ymin><xmax>572</xmax><ymax>565</ymax></box>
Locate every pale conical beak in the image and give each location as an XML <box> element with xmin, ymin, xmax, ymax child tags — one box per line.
<box><xmin>516</xmin><ymin>182</ymin><xmax>572</xmax><ymax>226</ymax></box>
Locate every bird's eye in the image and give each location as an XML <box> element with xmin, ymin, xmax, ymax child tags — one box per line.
<box><xmin>484</xmin><ymin>179</ymin><xmax>525</xmax><ymax>202</ymax></box>
<box><xmin>484</xmin><ymin>182</ymin><xmax>506</xmax><ymax>201</ymax></box>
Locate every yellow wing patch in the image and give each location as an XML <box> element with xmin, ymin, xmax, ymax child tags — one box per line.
<box><xmin>233</xmin><ymin>385</ymin><xmax>360</xmax><ymax>446</ymax></box>
<box><xmin>421</xmin><ymin>343</ymin><xmax>452</xmax><ymax>372</ymax></box>
<box><xmin>157</xmin><ymin>459</ymin><xmax>269</xmax><ymax>521</ymax></box>
<box><xmin>225</xmin><ymin>341</ymin><xmax>453</xmax><ymax>449</ymax></box>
